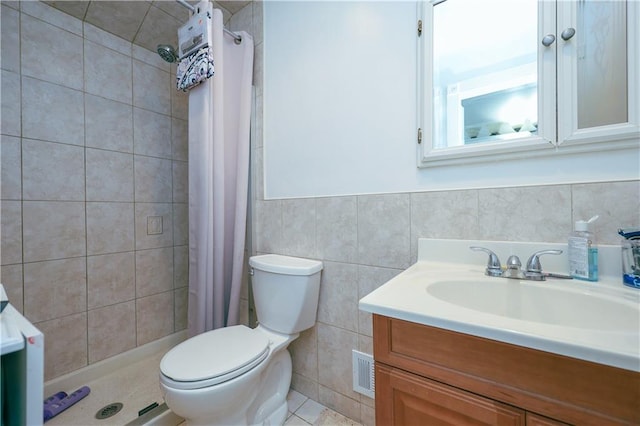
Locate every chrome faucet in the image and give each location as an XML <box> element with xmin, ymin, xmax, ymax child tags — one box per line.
<box><xmin>470</xmin><ymin>247</ymin><xmax>564</xmax><ymax>281</ymax></box>
<box><xmin>469</xmin><ymin>247</ymin><xmax>502</xmax><ymax>277</ymax></box>
<box><xmin>524</xmin><ymin>249</ymin><xmax>563</xmax><ymax>280</ymax></box>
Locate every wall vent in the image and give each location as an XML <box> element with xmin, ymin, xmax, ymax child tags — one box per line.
<box><xmin>352</xmin><ymin>350</ymin><xmax>375</xmax><ymax>399</ymax></box>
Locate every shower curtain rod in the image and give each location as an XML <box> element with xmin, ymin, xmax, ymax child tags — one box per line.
<box><xmin>176</xmin><ymin>0</ymin><xmax>243</xmax><ymax>43</ymax></box>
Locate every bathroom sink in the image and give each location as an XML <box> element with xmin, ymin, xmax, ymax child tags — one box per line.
<box><xmin>359</xmin><ymin>239</ymin><xmax>640</xmax><ymax>372</ymax></box>
<box><xmin>426</xmin><ymin>279</ymin><xmax>638</xmax><ymax>332</ymax></box>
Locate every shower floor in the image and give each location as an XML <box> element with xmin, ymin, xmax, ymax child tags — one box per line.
<box><xmin>43</xmin><ymin>345</ymin><xmax>360</xmax><ymax>426</ymax></box>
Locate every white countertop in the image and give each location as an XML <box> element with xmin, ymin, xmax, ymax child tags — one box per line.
<box><xmin>359</xmin><ymin>239</ymin><xmax>640</xmax><ymax>372</ymax></box>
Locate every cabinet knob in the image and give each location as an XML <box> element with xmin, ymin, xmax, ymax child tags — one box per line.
<box><xmin>561</xmin><ymin>27</ymin><xmax>576</xmax><ymax>41</ymax></box>
<box><xmin>541</xmin><ymin>34</ymin><xmax>556</xmax><ymax>47</ymax></box>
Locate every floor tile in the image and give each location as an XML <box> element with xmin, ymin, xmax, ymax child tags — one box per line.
<box><xmin>295</xmin><ymin>399</ymin><xmax>327</xmax><ymax>424</ymax></box>
<box><xmin>286</xmin><ymin>389</ymin><xmax>308</xmax><ymax>414</ymax></box>
<box><xmin>284</xmin><ymin>414</ymin><xmax>312</xmax><ymax>426</ymax></box>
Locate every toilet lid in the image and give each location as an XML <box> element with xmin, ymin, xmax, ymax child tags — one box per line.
<box><xmin>160</xmin><ymin>325</ymin><xmax>269</xmax><ymax>388</ymax></box>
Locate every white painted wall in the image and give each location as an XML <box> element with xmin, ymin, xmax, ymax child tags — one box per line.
<box><xmin>263</xmin><ymin>1</ymin><xmax>639</xmax><ymax>199</ymax></box>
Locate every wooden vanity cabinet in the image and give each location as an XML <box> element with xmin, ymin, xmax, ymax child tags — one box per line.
<box><xmin>373</xmin><ymin>315</ymin><xmax>640</xmax><ymax>426</ymax></box>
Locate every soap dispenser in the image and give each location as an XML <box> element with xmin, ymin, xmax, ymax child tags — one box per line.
<box><xmin>568</xmin><ymin>215</ymin><xmax>599</xmax><ymax>281</ymax></box>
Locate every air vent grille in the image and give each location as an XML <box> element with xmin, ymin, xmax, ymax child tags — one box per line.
<box><xmin>352</xmin><ymin>350</ymin><xmax>375</xmax><ymax>399</ymax></box>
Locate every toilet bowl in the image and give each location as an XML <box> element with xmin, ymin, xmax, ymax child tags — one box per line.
<box><xmin>159</xmin><ymin>254</ymin><xmax>322</xmax><ymax>426</ymax></box>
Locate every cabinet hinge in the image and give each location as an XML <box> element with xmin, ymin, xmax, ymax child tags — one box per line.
<box><xmin>417</xmin><ymin>19</ymin><xmax>423</xmax><ymax>36</ymax></box>
<box><xmin>417</xmin><ymin>128</ymin><xmax>423</xmax><ymax>144</ymax></box>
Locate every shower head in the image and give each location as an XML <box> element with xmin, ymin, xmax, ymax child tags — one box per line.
<box><xmin>157</xmin><ymin>44</ymin><xmax>177</xmax><ymax>63</ymax></box>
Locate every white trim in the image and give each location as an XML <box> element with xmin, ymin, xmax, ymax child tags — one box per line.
<box><xmin>418</xmin><ymin>0</ymin><xmax>639</xmax><ymax>169</ymax></box>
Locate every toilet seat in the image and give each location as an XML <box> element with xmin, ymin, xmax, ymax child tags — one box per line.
<box><xmin>160</xmin><ymin>325</ymin><xmax>270</xmax><ymax>390</ymax></box>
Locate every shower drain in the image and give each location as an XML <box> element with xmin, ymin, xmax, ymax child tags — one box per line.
<box><xmin>95</xmin><ymin>402</ymin><xmax>123</xmax><ymax>420</ymax></box>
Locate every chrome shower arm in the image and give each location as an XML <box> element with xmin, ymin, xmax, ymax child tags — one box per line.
<box><xmin>176</xmin><ymin>0</ymin><xmax>195</xmax><ymax>13</ymax></box>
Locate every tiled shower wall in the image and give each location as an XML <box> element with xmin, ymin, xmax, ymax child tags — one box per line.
<box><xmin>0</xmin><ymin>1</ymin><xmax>189</xmax><ymax>380</ymax></box>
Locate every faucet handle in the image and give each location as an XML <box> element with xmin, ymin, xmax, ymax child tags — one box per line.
<box><xmin>470</xmin><ymin>246</ymin><xmax>502</xmax><ymax>277</ymax></box>
<box><xmin>526</xmin><ymin>249</ymin><xmax>563</xmax><ymax>273</ymax></box>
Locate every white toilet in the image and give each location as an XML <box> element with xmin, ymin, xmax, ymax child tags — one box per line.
<box><xmin>159</xmin><ymin>254</ymin><xmax>323</xmax><ymax>426</ymax></box>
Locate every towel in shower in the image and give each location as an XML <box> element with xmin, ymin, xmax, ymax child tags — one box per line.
<box><xmin>176</xmin><ymin>47</ymin><xmax>215</xmax><ymax>92</ymax></box>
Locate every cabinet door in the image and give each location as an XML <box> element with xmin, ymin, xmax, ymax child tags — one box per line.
<box><xmin>376</xmin><ymin>364</ymin><xmax>525</xmax><ymax>426</ymax></box>
<box><xmin>526</xmin><ymin>412</ymin><xmax>571</xmax><ymax>426</ymax></box>
<box><xmin>557</xmin><ymin>0</ymin><xmax>639</xmax><ymax>149</ymax></box>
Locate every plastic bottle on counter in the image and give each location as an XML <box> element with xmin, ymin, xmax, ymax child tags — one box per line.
<box><xmin>568</xmin><ymin>215</ymin><xmax>599</xmax><ymax>281</ymax></box>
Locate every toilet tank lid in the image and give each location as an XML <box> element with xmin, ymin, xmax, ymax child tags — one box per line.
<box><xmin>249</xmin><ymin>254</ymin><xmax>322</xmax><ymax>275</ymax></box>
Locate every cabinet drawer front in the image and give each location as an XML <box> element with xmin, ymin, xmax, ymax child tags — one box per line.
<box><xmin>376</xmin><ymin>364</ymin><xmax>525</xmax><ymax>426</ymax></box>
<box><xmin>373</xmin><ymin>315</ymin><xmax>639</xmax><ymax>425</ymax></box>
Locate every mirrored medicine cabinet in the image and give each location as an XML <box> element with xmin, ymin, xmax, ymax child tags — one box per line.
<box><xmin>417</xmin><ymin>0</ymin><xmax>639</xmax><ymax>167</ymax></box>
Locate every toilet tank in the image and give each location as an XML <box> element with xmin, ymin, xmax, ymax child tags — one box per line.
<box><xmin>249</xmin><ymin>254</ymin><xmax>323</xmax><ymax>334</ymax></box>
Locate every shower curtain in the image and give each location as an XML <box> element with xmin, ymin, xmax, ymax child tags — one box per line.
<box><xmin>187</xmin><ymin>4</ymin><xmax>254</xmax><ymax>335</ymax></box>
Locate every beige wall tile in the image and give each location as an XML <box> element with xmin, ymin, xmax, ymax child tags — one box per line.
<box><xmin>173</xmin><ymin>245</ymin><xmax>188</xmax><ymax>289</ymax></box>
<box><xmin>20</xmin><ymin>13</ymin><xmax>83</xmax><ymax>89</ymax></box>
<box><xmin>317</xmin><ymin>261</ymin><xmax>358</xmax><ymax>332</ymax></box>
<box><xmin>572</xmin><ymin>181</ymin><xmax>640</xmax><ymax>245</ymax></box>
<box><xmin>316</xmin><ymin>197</ymin><xmax>357</xmax><ymax>263</ymax></box>
<box><xmin>318</xmin><ymin>385</ymin><xmax>361</xmax><ymax>424</ymax></box>
<box><xmin>173</xmin><ymin>203</ymin><xmax>188</xmax><ymax>246</ymax></box>
<box><xmin>357</xmin><ymin>265</ymin><xmax>402</xmax><ymax>337</ymax></box>
<box><xmin>87</xmin><ymin>252</ymin><xmax>135</xmax><ymax>310</ymax></box>
<box><xmin>252</xmin><ymin>2</ymin><xmax>264</xmax><ymax>46</ymax></box>
<box><xmin>171</xmin><ymin>89</ymin><xmax>189</xmax><ymax>122</ymax></box>
<box><xmin>84</xmin><ymin>22</ymin><xmax>130</xmax><ymax>55</ymax></box>
<box><xmin>20</xmin><ymin>1</ymin><xmax>82</xmax><ymax>35</ymax></box>
<box><xmin>282</xmin><ymin>198</ymin><xmax>316</xmax><ymax>258</ymax></box>
<box><xmin>133</xmin><ymin>59</ymin><xmax>171</xmax><ymax>115</ymax></box>
<box><xmin>133</xmin><ymin>108</ymin><xmax>172</xmax><ymax>159</ymax></box>
<box><xmin>136</xmin><ymin>247</ymin><xmax>174</xmax><ymax>297</ymax></box>
<box><xmin>478</xmin><ymin>185</ymin><xmax>572</xmax><ymax>242</ymax></box>
<box><xmin>23</xmin><ymin>201</ymin><xmax>86</xmax><ymax>262</ymax></box>
<box><xmin>88</xmin><ymin>300</ymin><xmax>136</xmax><ymax>363</ymax></box>
<box><xmin>290</xmin><ymin>326</ymin><xmax>318</xmax><ymax>381</ymax></box>
<box><xmin>174</xmin><ymin>287</ymin><xmax>188</xmax><ymax>331</ymax></box>
<box><xmin>86</xmin><ymin>202</ymin><xmax>135</xmax><ymax>255</ymax></box>
<box><xmin>317</xmin><ymin>323</ymin><xmax>360</xmax><ymax>400</ymax></box>
<box><xmin>84</xmin><ymin>40</ymin><xmax>132</xmax><ymax>104</ymax></box>
<box><xmin>86</xmin><ymin>149</ymin><xmax>134</xmax><ymax>202</ymax></box>
<box><xmin>6</xmin><ymin>3</ymin><xmax>186</xmax><ymax>384</ymax></box>
<box><xmin>172</xmin><ymin>161</ymin><xmax>188</xmax><ymax>203</ymax></box>
<box><xmin>132</xmin><ymin>44</ymin><xmax>170</xmax><ymax>70</ymax></box>
<box><xmin>85</xmin><ymin>95</ymin><xmax>133</xmax><ymax>153</ymax></box>
<box><xmin>22</xmin><ymin>77</ymin><xmax>84</xmax><ymax>146</ymax></box>
<box><xmin>22</xmin><ymin>139</ymin><xmax>85</xmax><ymax>201</ymax></box>
<box><xmin>134</xmin><ymin>155</ymin><xmax>173</xmax><ymax>202</ymax></box>
<box><xmin>135</xmin><ymin>202</ymin><xmax>174</xmax><ymax>250</ymax></box>
<box><xmin>410</xmin><ymin>189</ymin><xmax>479</xmax><ymax>261</ymax></box>
<box><xmin>171</xmin><ymin>118</ymin><xmax>188</xmax><ymax>161</ymax></box>
<box><xmin>360</xmin><ymin>404</ymin><xmax>375</xmax><ymax>426</ymax></box>
<box><xmin>136</xmin><ymin>291</ymin><xmax>174</xmax><ymax>345</ymax></box>
<box><xmin>1</xmin><ymin>5</ymin><xmax>20</xmax><ymax>73</ymax></box>
<box><xmin>253</xmin><ymin>147</ymin><xmax>264</xmax><ymax>205</ymax></box>
<box><xmin>291</xmin><ymin>373</ymin><xmax>319</xmax><ymax>402</ymax></box>
<box><xmin>37</xmin><ymin>312</ymin><xmax>88</xmax><ymax>381</ymax></box>
<box><xmin>1</xmin><ymin>135</ymin><xmax>21</xmax><ymax>199</ymax></box>
<box><xmin>255</xmin><ymin>200</ymin><xmax>282</xmax><ymax>253</ymax></box>
<box><xmin>357</xmin><ymin>193</ymin><xmax>411</xmax><ymax>269</ymax></box>
<box><xmin>24</xmin><ymin>257</ymin><xmax>86</xmax><ymax>323</ymax></box>
<box><xmin>1</xmin><ymin>201</ymin><xmax>22</xmax><ymax>265</ymax></box>
<box><xmin>1</xmin><ymin>71</ymin><xmax>20</xmax><ymax>136</ymax></box>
